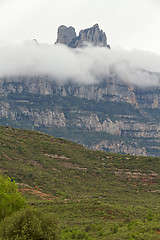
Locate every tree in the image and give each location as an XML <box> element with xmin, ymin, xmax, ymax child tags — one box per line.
<box><xmin>0</xmin><ymin>175</ymin><xmax>25</xmax><ymax>220</ymax></box>
<box><xmin>0</xmin><ymin>207</ymin><xmax>59</xmax><ymax>240</ymax></box>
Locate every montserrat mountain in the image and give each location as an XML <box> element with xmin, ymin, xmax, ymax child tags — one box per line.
<box><xmin>0</xmin><ymin>24</ymin><xmax>160</xmax><ymax>157</ymax></box>
<box><xmin>55</xmin><ymin>24</ymin><xmax>110</xmax><ymax>48</ymax></box>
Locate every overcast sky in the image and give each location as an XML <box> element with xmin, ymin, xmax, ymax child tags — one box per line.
<box><xmin>0</xmin><ymin>0</ymin><xmax>160</xmax><ymax>54</ymax></box>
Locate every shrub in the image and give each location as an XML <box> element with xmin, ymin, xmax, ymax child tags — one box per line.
<box><xmin>0</xmin><ymin>175</ymin><xmax>25</xmax><ymax>220</ymax></box>
<box><xmin>61</xmin><ymin>228</ymin><xmax>90</xmax><ymax>240</ymax></box>
<box><xmin>0</xmin><ymin>207</ymin><xmax>59</xmax><ymax>240</ymax></box>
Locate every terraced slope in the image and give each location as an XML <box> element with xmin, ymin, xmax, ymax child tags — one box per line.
<box><xmin>1</xmin><ymin>126</ymin><xmax>160</xmax><ymax>239</ymax></box>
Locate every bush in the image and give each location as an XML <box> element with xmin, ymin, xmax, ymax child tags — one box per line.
<box><xmin>0</xmin><ymin>175</ymin><xmax>25</xmax><ymax>220</ymax></box>
<box><xmin>61</xmin><ymin>228</ymin><xmax>90</xmax><ymax>240</ymax></box>
<box><xmin>0</xmin><ymin>207</ymin><xmax>59</xmax><ymax>240</ymax></box>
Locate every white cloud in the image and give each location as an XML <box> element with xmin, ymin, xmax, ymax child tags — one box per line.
<box><xmin>0</xmin><ymin>41</ymin><xmax>160</xmax><ymax>87</ymax></box>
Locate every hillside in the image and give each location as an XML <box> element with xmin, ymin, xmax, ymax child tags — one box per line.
<box><xmin>1</xmin><ymin>126</ymin><xmax>160</xmax><ymax>239</ymax></box>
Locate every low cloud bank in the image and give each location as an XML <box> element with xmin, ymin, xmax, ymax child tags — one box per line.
<box><xmin>0</xmin><ymin>41</ymin><xmax>160</xmax><ymax>87</ymax></box>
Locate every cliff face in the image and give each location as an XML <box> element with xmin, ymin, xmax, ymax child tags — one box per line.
<box><xmin>1</xmin><ymin>76</ymin><xmax>160</xmax><ymax>109</ymax></box>
<box><xmin>0</xmin><ymin>75</ymin><xmax>160</xmax><ymax>156</ymax></box>
<box><xmin>55</xmin><ymin>24</ymin><xmax>110</xmax><ymax>48</ymax></box>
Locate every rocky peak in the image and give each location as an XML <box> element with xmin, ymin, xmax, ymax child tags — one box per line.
<box><xmin>71</xmin><ymin>24</ymin><xmax>110</xmax><ymax>48</ymax></box>
<box><xmin>55</xmin><ymin>24</ymin><xmax>110</xmax><ymax>48</ymax></box>
<box><xmin>55</xmin><ymin>25</ymin><xmax>77</xmax><ymax>46</ymax></box>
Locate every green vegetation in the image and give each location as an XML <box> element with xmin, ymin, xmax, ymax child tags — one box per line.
<box><xmin>0</xmin><ymin>208</ymin><xmax>59</xmax><ymax>240</ymax></box>
<box><xmin>1</xmin><ymin>125</ymin><xmax>160</xmax><ymax>239</ymax></box>
<box><xmin>0</xmin><ymin>175</ymin><xmax>25</xmax><ymax>220</ymax></box>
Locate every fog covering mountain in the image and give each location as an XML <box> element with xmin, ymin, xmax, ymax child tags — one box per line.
<box><xmin>0</xmin><ymin>24</ymin><xmax>160</xmax><ymax>156</ymax></box>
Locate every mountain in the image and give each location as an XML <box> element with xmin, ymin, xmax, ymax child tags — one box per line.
<box><xmin>0</xmin><ymin>24</ymin><xmax>160</xmax><ymax>157</ymax></box>
<box><xmin>0</xmin><ymin>74</ymin><xmax>160</xmax><ymax>156</ymax></box>
<box><xmin>55</xmin><ymin>24</ymin><xmax>111</xmax><ymax>48</ymax></box>
<box><xmin>1</xmin><ymin>125</ymin><xmax>160</xmax><ymax>239</ymax></box>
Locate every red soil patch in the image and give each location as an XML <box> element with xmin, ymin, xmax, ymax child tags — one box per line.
<box><xmin>114</xmin><ymin>169</ymin><xmax>158</xmax><ymax>186</ymax></box>
<box><xmin>18</xmin><ymin>185</ymin><xmax>53</xmax><ymax>201</ymax></box>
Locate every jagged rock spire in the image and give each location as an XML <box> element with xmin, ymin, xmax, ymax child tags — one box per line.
<box><xmin>55</xmin><ymin>24</ymin><xmax>110</xmax><ymax>48</ymax></box>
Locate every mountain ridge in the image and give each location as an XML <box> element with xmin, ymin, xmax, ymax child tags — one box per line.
<box><xmin>0</xmin><ymin>75</ymin><xmax>160</xmax><ymax>156</ymax></box>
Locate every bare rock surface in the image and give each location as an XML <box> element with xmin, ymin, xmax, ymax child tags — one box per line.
<box><xmin>55</xmin><ymin>25</ymin><xmax>77</xmax><ymax>46</ymax></box>
<box><xmin>55</xmin><ymin>24</ymin><xmax>110</xmax><ymax>48</ymax></box>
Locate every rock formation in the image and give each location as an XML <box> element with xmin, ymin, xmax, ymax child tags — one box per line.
<box><xmin>55</xmin><ymin>24</ymin><xmax>110</xmax><ymax>48</ymax></box>
<box><xmin>55</xmin><ymin>25</ymin><xmax>77</xmax><ymax>46</ymax></box>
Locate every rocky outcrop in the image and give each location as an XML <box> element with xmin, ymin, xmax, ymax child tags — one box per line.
<box><xmin>55</xmin><ymin>24</ymin><xmax>110</xmax><ymax>48</ymax></box>
<box><xmin>73</xmin><ymin>114</ymin><xmax>121</xmax><ymax>135</ymax></box>
<box><xmin>70</xmin><ymin>24</ymin><xmax>110</xmax><ymax>48</ymax></box>
<box><xmin>2</xmin><ymin>76</ymin><xmax>160</xmax><ymax>109</ymax></box>
<box><xmin>0</xmin><ymin>77</ymin><xmax>137</xmax><ymax>105</ymax></box>
<box><xmin>0</xmin><ymin>102</ymin><xmax>66</xmax><ymax>128</ymax></box>
<box><xmin>71</xmin><ymin>113</ymin><xmax>160</xmax><ymax>139</ymax></box>
<box><xmin>55</xmin><ymin>25</ymin><xmax>77</xmax><ymax>46</ymax></box>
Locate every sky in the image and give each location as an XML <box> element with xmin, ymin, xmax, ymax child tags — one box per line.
<box><xmin>0</xmin><ymin>0</ymin><xmax>160</xmax><ymax>87</ymax></box>
<box><xmin>0</xmin><ymin>0</ymin><xmax>160</xmax><ymax>54</ymax></box>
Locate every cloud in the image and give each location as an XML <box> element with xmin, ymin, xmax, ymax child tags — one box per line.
<box><xmin>0</xmin><ymin>41</ymin><xmax>160</xmax><ymax>87</ymax></box>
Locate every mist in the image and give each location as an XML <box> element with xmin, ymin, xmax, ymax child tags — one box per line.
<box><xmin>0</xmin><ymin>41</ymin><xmax>160</xmax><ymax>87</ymax></box>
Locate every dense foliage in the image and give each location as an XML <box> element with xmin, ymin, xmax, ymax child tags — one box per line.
<box><xmin>0</xmin><ymin>207</ymin><xmax>59</xmax><ymax>240</ymax></box>
<box><xmin>0</xmin><ymin>175</ymin><xmax>25</xmax><ymax>221</ymax></box>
